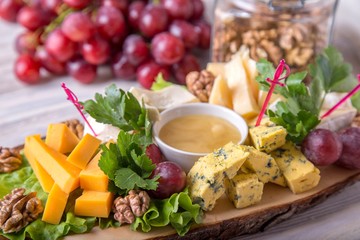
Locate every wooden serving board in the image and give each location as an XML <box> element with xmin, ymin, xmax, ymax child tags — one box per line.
<box><xmin>64</xmin><ymin>165</ymin><xmax>360</xmax><ymax>240</ymax></box>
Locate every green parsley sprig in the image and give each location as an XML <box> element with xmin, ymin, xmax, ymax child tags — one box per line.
<box><xmin>82</xmin><ymin>84</ymin><xmax>157</xmax><ymax>195</ymax></box>
<box><xmin>256</xmin><ymin>46</ymin><xmax>357</xmax><ymax>144</ymax></box>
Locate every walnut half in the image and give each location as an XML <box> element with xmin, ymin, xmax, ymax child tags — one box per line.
<box><xmin>0</xmin><ymin>147</ymin><xmax>22</xmax><ymax>173</ymax></box>
<box><xmin>112</xmin><ymin>190</ymin><xmax>150</xmax><ymax>225</ymax></box>
<box><xmin>0</xmin><ymin>188</ymin><xmax>43</xmax><ymax>233</ymax></box>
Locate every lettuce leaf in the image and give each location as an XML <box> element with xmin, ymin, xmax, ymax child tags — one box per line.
<box><xmin>0</xmin><ymin>156</ymin><xmax>98</xmax><ymax>240</ymax></box>
<box><xmin>131</xmin><ymin>189</ymin><xmax>202</xmax><ymax>236</ymax></box>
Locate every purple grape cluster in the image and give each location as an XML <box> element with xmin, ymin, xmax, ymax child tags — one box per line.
<box><xmin>0</xmin><ymin>0</ymin><xmax>209</xmax><ymax>86</ymax></box>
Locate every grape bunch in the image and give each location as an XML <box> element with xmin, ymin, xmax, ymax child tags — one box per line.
<box><xmin>0</xmin><ymin>0</ymin><xmax>210</xmax><ymax>87</ymax></box>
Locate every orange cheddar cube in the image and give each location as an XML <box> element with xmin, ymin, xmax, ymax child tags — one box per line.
<box><xmin>24</xmin><ymin>135</ymin><xmax>54</xmax><ymax>193</ymax></box>
<box><xmin>45</xmin><ymin>123</ymin><xmax>80</xmax><ymax>154</ymax></box>
<box><xmin>74</xmin><ymin>191</ymin><xmax>114</xmax><ymax>218</ymax></box>
<box><xmin>42</xmin><ymin>184</ymin><xmax>69</xmax><ymax>224</ymax></box>
<box><xmin>79</xmin><ymin>151</ymin><xmax>108</xmax><ymax>191</ymax></box>
<box><xmin>67</xmin><ymin>134</ymin><xmax>101</xmax><ymax>169</ymax></box>
<box><xmin>27</xmin><ymin>135</ymin><xmax>81</xmax><ymax>194</ymax></box>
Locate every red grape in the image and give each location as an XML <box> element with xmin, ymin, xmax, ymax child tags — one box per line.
<box><xmin>301</xmin><ymin>129</ymin><xmax>343</xmax><ymax>166</ymax></box>
<box><xmin>111</xmin><ymin>52</ymin><xmax>136</xmax><ymax>79</ymax></box>
<box><xmin>95</xmin><ymin>6</ymin><xmax>127</xmax><ymax>40</ymax></box>
<box><xmin>101</xmin><ymin>0</ymin><xmax>128</xmax><ymax>16</ymax></box>
<box><xmin>36</xmin><ymin>48</ymin><xmax>66</xmax><ymax>75</ymax></box>
<box><xmin>149</xmin><ymin>161</ymin><xmax>186</xmax><ymax>199</ymax></box>
<box><xmin>194</xmin><ymin>20</ymin><xmax>211</xmax><ymax>49</ymax></box>
<box><xmin>81</xmin><ymin>36</ymin><xmax>110</xmax><ymax>65</ymax></box>
<box><xmin>15</xmin><ymin>31</ymin><xmax>39</xmax><ymax>55</ymax></box>
<box><xmin>151</xmin><ymin>32</ymin><xmax>185</xmax><ymax>65</ymax></box>
<box><xmin>0</xmin><ymin>0</ymin><xmax>24</xmax><ymax>22</ymax></box>
<box><xmin>128</xmin><ymin>0</ymin><xmax>145</xmax><ymax>30</ymax></box>
<box><xmin>191</xmin><ymin>0</ymin><xmax>204</xmax><ymax>20</ymax></box>
<box><xmin>61</xmin><ymin>12</ymin><xmax>95</xmax><ymax>42</ymax></box>
<box><xmin>172</xmin><ymin>53</ymin><xmax>200</xmax><ymax>84</ymax></box>
<box><xmin>169</xmin><ymin>20</ymin><xmax>199</xmax><ymax>49</ymax></box>
<box><xmin>45</xmin><ymin>28</ymin><xmax>77</xmax><ymax>62</ymax></box>
<box><xmin>139</xmin><ymin>4</ymin><xmax>169</xmax><ymax>38</ymax></box>
<box><xmin>14</xmin><ymin>54</ymin><xmax>41</xmax><ymax>84</ymax></box>
<box><xmin>136</xmin><ymin>60</ymin><xmax>170</xmax><ymax>89</ymax></box>
<box><xmin>17</xmin><ymin>6</ymin><xmax>52</xmax><ymax>31</ymax></box>
<box><xmin>336</xmin><ymin>127</ymin><xmax>360</xmax><ymax>169</ymax></box>
<box><xmin>160</xmin><ymin>0</ymin><xmax>193</xmax><ymax>20</ymax></box>
<box><xmin>67</xmin><ymin>57</ymin><xmax>97</xmax><ymax>84</ymax></box>
<box><xmin>40</xmin><ymin>0</ymin><xmax>62</xmax><ymax>13</ymax></box>
<box><xmin>63</xmin><ymin>0</ymin><xmax>91</xmax><ymax>9</ymax></box>
<box><xmin>123</xmin><ymin>34</ymin><xmax>149</xmax><ymax>65</ymax></box>
<box><xmin>146</xmin><ymin>143</ymin><xmax>164</xmax><ymax>165</ymax></box>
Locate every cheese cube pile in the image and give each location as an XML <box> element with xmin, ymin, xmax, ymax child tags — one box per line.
<box><xmin>187</xmin><ymin>142</ymin><xmax>249</xmax><ymax>211</ymax></box>
<box><xmin>224</xmin><ymin>173</ymin><xmax>264</xmax><ymax>209</ymax></box>
<box><xmin>24</xmin><ymin>123</ymin><xmax>113</xmax><ymax>224</ymax></box>
<box><xmin>239</xmin><ymin>145</ymin><xmax>287</xmax><ymax>187</ymax></box>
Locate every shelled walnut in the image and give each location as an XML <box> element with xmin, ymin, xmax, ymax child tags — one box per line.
<box><xmin>0</xmin><ymin>188</ymin><xmax>43</xmax><ymax>233</ymax></box>
<box><xmin>0</xmin><ymin>147</ymin><xmax>22</xmax><ymax>173</ymax></box>
<box><xmin>212</xmin><ymin>1</ymin><xmax>335</xmax><ymax>71</ymax></box>
<box><xmin>62</xmin><ymin>119</ymin><xmax>84</xmax><ymax>139</ymax></box>
<box><xmin>186</xmin><ymin>70</ymin><xmax>215</xmax><ymax>102</ymax></box>
<box><xmin>112</xmin><ymin>190</ymin><xmax>150</xmax><ymax>224</ymax></box>
<box><xmin>352</xmin><ymin>114</ymin><xmax>360</xmax><ymax>128</ymax></box>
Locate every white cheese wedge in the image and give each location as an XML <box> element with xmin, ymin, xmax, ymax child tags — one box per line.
<box><xmin>83</xmin><ymin>116</ymin><xmax>120</xmax><ymax>143</ymax></box>
<box><xmin>206</xmin><ymin>62</ymin><xmax>226</xmax><ymax>77</ymax></box>
<box><xmin>129</xmin><ymin>85</ymin><xmax>199</xmax><ymax>113</ymax></box>
<box><xmin>225</xmin><ymin>52</ymin><xmax>260</xmax><ymax>120</ymax></box>
<box><xmin>239</xmin><ymin>46</ymin><xmax>259</xmax><ymax>101</ymax></box>
<box><xmin>208</xmin><ymin>74</ymin><xmax>233</xmax><ymax>109</ymax></box>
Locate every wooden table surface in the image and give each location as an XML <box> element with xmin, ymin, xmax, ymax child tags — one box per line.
<box><xmin>1</xmin><ymin>1</ymin><xmax>360</xmax><ymax>239</ymax></box>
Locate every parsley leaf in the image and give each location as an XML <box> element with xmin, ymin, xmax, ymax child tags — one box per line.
<box><xmin>256</xmin><ymin>46</ymin><xmax>356</xmax><ymax>144</ymax></box>
<box><xmin>99</xmin><ymin>130</ymin><xmax>158</xmax><ymax>194</ymax></box>
<box><xmin>83</xmin><ymin>84</ymin><xmax>152</xmax><ymax>145</ymax></box>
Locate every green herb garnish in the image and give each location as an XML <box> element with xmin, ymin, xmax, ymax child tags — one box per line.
<box><xmin>150</xmin><ymin>73</ymin><xmax>173</xmax><ymax>91</ymax></box>
<box><xmin>256</xmin><ymin>46</ymin><xmax>356</xmax><ymax>144</ymax></box>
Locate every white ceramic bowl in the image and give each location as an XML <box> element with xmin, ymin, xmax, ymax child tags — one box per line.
<box><xmin>153</xmin><ymin>103</ymin><xmax>248</xmax><ymax>172</ymax></box>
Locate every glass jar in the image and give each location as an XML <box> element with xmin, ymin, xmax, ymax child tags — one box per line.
<box><xmin>212</xmin><ymin>0</ymin><xmax>339</xmax><ymax>71</ymax></box>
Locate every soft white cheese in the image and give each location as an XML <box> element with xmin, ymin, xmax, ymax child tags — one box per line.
<box><xmin>83</xmin><ymin>116</ymin><xmax>120</xmax><ymax>143</ymax></box>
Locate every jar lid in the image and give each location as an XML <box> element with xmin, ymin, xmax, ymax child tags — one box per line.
<box><xmin>231</xmin><ymin>0</ymin><xmax>311</xmax><ymax>12</ymax></box>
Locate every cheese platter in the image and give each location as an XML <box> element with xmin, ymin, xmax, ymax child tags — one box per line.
<box><xmin>1</xmin><ymin>0</ymin><xmax>360</xmax><ymax>239</ymax></box>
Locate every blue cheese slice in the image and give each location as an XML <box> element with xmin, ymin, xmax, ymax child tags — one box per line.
<box><xmin>225</xmin><ymin>173</ymin><xmax>264</xmax><ymax>209</ymax></box>
<box><xmin>239</xmin><ymin>145</ymin><xmax>287</xmax><ymax>187</ymax></box>
<box><xmin>187</xmin><ymin>142</ymin><xmax>250</xmax><ymax>211</ymax></box>
<box><xmin>271</xmin><ymin>142</ymin><xmax>321</xmax><ymax>194</ymax></box>
<box><xmin>249</xmin><ymin>122</ymin><xmax>287</xmax><ymax>153</ymax></box>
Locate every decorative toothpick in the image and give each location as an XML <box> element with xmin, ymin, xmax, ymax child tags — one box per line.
<box><xmin>321</xmin><ymin>74</ymin><xmax>360</xmax><ymax>119</ymax></box>
<box><xmin>255</xmin><ymin>59</ymin><xmax>290</xmax><ymax>127</ymax></box>
<box><xmin>61</xmin><ymin>83</ymin><xmax>97</xmax><ymax>136</ymax></box>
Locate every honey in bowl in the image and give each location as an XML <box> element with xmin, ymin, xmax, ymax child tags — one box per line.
<box><xmin>158</xmin><ymin>114</ymin><xmax>241</xmax><ymax>153</ymax></box>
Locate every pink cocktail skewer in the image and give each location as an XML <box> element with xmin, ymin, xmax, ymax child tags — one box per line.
<box><xmin>255</xmin><ymin>59</ymin><xmax>290</xmax><ymax>127</ymax></box>
<box><xmin>61</xmin><ymin>83</ymin><xmax>98</xmax><ymax>136</ymax></box>
<box><xmin>321</xmin><ymin>74</ymin><xmax>360</xmax><ymax>119</ymax></box>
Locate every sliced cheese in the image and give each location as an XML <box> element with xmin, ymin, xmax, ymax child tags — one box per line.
<box><xmin>27</xmin><ymin>135</ymin><xmax>81</xmax><ymax>194</ymax></box>
<box><xmin>24</xmin><ymin>135</ymin><xmax>54</xmax><ymax>193</ymax></box>
<box><xmin>258</xmin><ymin>90</ymin><xmax>283</xmax><ymax>108</ymax></box>
<box><xmin>79</xmin><ymin>151</ymin><xmax>108</xmax><ymax>192</ymax></box>
<box><xmin>240</xmin><ymin>47</ymin><xmax>259</xmax><ymax>101</ymax></box>
<box><xmin>42</xmin><ymin>184</ymin><xmax>69</xmax><ymax>224</ymax></box>
<box><xmin>208</xmin><ymin>74</ymin><xmax>233</xmax><ymax>109</ymax></box>
<box><xmin>74</xmin><ymin>191</ymin><xmax>114</xmax><ymax>218</ymax></box>
<box><xmin>45</xmin><ymin>123</ymin><xmax>79</xmax><ymax>154</ymax></box>
<box><xmin>67</xmin><ymin>134</ymin><xmax>101</xmax><ymax>169</ymax></box>
<box><xmin>206</xmin><ymin>62</ymin><xmax>225</xmax><ymax>77</ymax></box>
<box><xmin>225</xmin><ymin>52</ymin><xmax>260</xmax><ymax>120</ymax></box>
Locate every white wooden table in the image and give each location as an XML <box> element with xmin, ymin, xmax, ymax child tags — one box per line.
<box><xmin>1</xmin><ymin>1</ymin><xmax>360</xmax><ymax>239</ymax></box>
